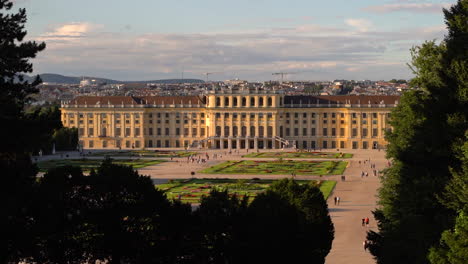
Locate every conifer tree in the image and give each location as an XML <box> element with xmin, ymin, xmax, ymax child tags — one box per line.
<box><xmin>368</xmin><ymin>1</ymin><xmax>468</xmax><ymax>263</ymax></box>
<box><xmin>0</xmin><ymin>0</ymin><xmax>46</xmax><ymax>262</ymax></box>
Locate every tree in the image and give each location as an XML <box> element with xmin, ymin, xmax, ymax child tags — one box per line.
<box><xmin>29</xmin><ymin>166</ymin><xmax>90</xmax><ymax>264</ymax></box>
<box><xmin>368</xmin><ymin>1</ymin><xmax>468</xmax><ymax>263</ymax></box>
<box><xmin>429</xmin><ymin>212</ymin><xmax>468</xmax><ymax>264</ymax></box>
<box><xmin>243</xmin><ymin>179</ymin><xmax>334</xmax><ymax>264</ymax></box>
<box><xmin>194</xmin><ymin>189</ymin><xmax>249</xmax><ymax>263</ymax></box>
<box><xmin>304</xmin><ymin>84</ymin><xmax>323</xmax><ymax>95</ymax></box>
<box><xmin>84</xmin><ymin>159</ymin><xmax>171</xmax><ymax>264</ymax></box>
<box><xmin>428</xmin><ymin>134</ymin><xmax>468</xmax><ymax>264</ymax></box>
<box><xmin>25</xmin><ymin>105</ymin><xmax>63</xmax><ymax>154</ymax></box>
<box><xmin>54</xmin><ymin>127</ymin><xmax>78</xmax><ymax>151</ymax></box>
<box><xmin>0</xmin><ymin>0</ymin><xmax>46</xmax><ymax>262</ymax></box>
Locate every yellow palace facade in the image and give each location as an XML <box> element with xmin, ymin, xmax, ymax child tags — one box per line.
<box><xmin>60</xmin><ymin>89</ymin><xmax>399</xmax><ymax>151</ymax></box>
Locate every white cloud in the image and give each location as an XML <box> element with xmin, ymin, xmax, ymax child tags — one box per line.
<box><xmin>345</xmin><ymin>18</ymin><xmax>373</xmax><ymax>32</ymax></box>
<box><xmin>30</xmin><ymin>21</ymin><xmax>447</xmax><ymax>81</ymax></box>
<box><xmin>40</xmin><ymin>22</ymin><xmax>103</xmax><ymax>40</ymax></box>
<box><xmin>364</xmin><ymin>3</ymin><xmax>452</xmax><ymax>14</ymax></box>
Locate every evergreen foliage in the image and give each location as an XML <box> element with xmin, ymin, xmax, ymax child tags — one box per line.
<box><xmin>0</xmin><ymin>0</ymin><xmax>47</xmax><ymax>262</ymax></box>
<box><xmin>369</xmin><ymin>1</ymin><xmax>468</xmax><ymax>263</ymax></box>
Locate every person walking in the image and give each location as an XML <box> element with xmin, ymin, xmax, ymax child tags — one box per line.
<box><xmin>365</xmin><ymin>217</ymin><xmax>370</xmax><ymax>227</ymax></box>
<box><xmin>362</xmin><ymin>218</ymin><xmax>365</xmax><ymax>227</ymax></box>
<box><xmin>363</xmin><ymin>240</ymin><xmax>368</xmax><ymax>251</ymax></box>
<box><xmin>334</xmin><ymin>196</ymin><xmax>337</xmax><ymax>205</ymax></box>
<box><xmin>337</xmin><ymin>196</ymin><xmax>340</xmax><ymax>205</ymax></box>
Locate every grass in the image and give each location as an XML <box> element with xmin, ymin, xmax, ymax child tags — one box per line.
<box><xmin>37</xmin><ymin>159</ymin><xmax>165</xmax><ymax>172</ymax></box>
<box><xmin>243</xmin><ymin>151</ymin><xmax>353</xmax><ymax>159</ymax></box>
<box><xmin>199</xmin><ymin>160</ymin><xmax>348</xmax><ymax>175</ymax></box>
<box><xmin>318</xmin><ymin>181</ymin><xmax>337</xmax><ymax>199</ymax></box>
<box><xmin>156</xmin><ymin>178</ymin><xmax>336</xmax><ymax>204</ymax></box>
<box><xmin>89</xmin><ymin>150</ymin><xmax>196</xmax><ymax>158</ymax></box>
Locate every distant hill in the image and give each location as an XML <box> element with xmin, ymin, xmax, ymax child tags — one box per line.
<box><xmin>23</xmin><ymin>73</ymin><xmax>204</xmax><ymax>84</ymax></box>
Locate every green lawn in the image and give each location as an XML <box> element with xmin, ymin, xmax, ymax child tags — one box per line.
<box><xmin>90</xmin><ymin>150</ymin><xmax>196</xmax><ymax>158</ymax></box>
<box><xmin>199</xmin><ymin>160</ymin><xmax>348</xmax><ymax>175</ymax></box>
<box><xmin>156</xmin><ymin>178</ymin><xmax>336</xmax><ymax>204</ymax></box>
<box><xmin>37</xmin><ymin>159</ymin><xmax>165</xmax><ymax>172</ymax></box>
<box><xmin>243</xmin><ymin>151</ymin><xmax>353</xmax><ymax>159</ymax></box>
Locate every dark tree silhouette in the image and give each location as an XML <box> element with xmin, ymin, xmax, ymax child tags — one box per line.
<box><xmin>0</xmin><ymin>0</ymin><xmax>46</xmax><ymax>262</ymax></box>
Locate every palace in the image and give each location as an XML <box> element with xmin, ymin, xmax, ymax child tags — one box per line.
<box><xmin>60</xmin><ymin>88</ymin><xmax>399</xmax><ymax>151</ymax></box>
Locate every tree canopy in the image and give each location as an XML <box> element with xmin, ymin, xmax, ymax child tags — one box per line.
<box><xmin>368</xmin><ymin>1</ymin><xmax>468</xmax><ymax>263</ymax></box>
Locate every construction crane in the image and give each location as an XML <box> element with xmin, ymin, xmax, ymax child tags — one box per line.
<box><xmin>203</xmin><ymin>72</ymin><xmax>222</xmax><ymax>82</ymax></box>
<box><xmin>272</xmin><ymin>72</ymin><xmax>297</xmax><ymax>83</ymax></box>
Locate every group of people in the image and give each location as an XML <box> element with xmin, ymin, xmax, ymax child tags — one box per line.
<box><xmin>333</xmin><ymin>196</ymin><xmax>341</xmax><ymax>205</ymax></box>
<box><xmin>361</xmin><ymin>217</ymin><xmax>370</xmax><ymax>227</ymax></box>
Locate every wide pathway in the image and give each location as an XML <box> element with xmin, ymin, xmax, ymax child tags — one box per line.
<box><xmin>325</xmin><ymin>150</ymin><xmax>386</xmax><ymax>264</ymax></box>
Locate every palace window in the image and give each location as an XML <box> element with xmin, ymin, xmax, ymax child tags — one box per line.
<box><xmin>372</xmin><ymin>128</ymin><xmax>378</xmax><ymax>137</ymax></box>
<box><xmin>250</xmin><ymin>126</ymin><xmax>256</xmax><ymax>136</ymax></box>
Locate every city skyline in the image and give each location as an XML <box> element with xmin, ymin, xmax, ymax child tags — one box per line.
<box><xmin>15</xmin><ymin>0</ymin><xmax>454</xmax><ymax>81</ymax></box>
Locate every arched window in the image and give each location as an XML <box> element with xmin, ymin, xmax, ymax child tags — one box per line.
<box><xmin>242</xmin><ymin>97</ymin><xmax>246</xmax><ymax>107</ymax></box>
<box><xmin>280</xmin><ymin>97</ymin><xmax>283</xmax><ymax>106</ymax></box>
<box><xmin>279</xmin><ymin>126</ymin><xmax>284</xmax><ymax>137</ymax></box>
<box><xmin>241</xmin><ymin>126</ymin><xmax>247</xmax><ymax>137</ymax></box>
<box><xmin>259</xmin><ymin>126</ymin><xmax>264</xmax><ymax>137</ymax></box>
<box><xmin>267</xmin><ymin>97</ymin><xmax>272</xmax><ymax>107</ymax></box>
<box><xmin>259</xmin><ymin>97</ymin><xmax>264</xmax><ymax>107</ymax></box>
<box><xmin>267</xmin><ymin>126</ymin><xmax>273</xmax><ymax>137</ymax></box>
<box><xmin>224</xmin><ymin>126</ymin><xmax>230</xmax><ymax>136</ymax></box>
<box><xmin>250</xmin><ymin>126</ymin><xmax>256</xmax><ymax>137</ymax></box>
<box><xmin>224</xmin><ymin>97</ymin><xmax>229</xmax><ymax>107</ymax></box>
<box><xmin>250</xmin><ymin>97</ymin><xmax>255</xmax><ymax>107</ymax></box>
<box><xmin>216</xmin><ymin>98</ymin><xmax>221</xmax><ymax>107</ymax></box>
<box><xmin>233</xmin><ymin>126</ymin><xmax>238</xmax><ymax>137</ymax></box>
<box><xmin>216</xmin><ymin>126</ymin><xmax>221</xmax><ymax>136</ymax></box>
<box><xmin>233</xmin><ymin>97</ymin><xmax>238</xmax><ymax>107</ymax></box>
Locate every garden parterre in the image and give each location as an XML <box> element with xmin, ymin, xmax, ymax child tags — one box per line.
<box><xmin>243</xmin><ymin>151</ymin><xmax>353</xmax><ymax>159</ymax></box>
<box><xmin>37</xmin><ymin>159</ymin><xmax>165</xmax><ymax>172</ymax></box>
<box><xmin>200</xmin><ymin>160</ymin><xmax>348</xmax><ymax>175</ymax></box>
<box><xmin>157</xmin><ymin>178</ymin><xmax>337</xmax><ymax>204</ymax></box>
<box><xmin>89</xmin><ymin>150</ymin><xmax>196</xmax><ymax>158</ymax></box>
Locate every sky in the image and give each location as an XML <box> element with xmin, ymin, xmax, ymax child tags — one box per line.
<box><xmin>11</xmin><ymin>0</ymin><xmax>457</xmax><ymax>81</ymax></box>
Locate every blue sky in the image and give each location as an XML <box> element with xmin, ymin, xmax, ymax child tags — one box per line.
<box><xmin>13</xmin><ymin>0</ymin><xmax>456</xmax><ymax>81</ymax></box>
